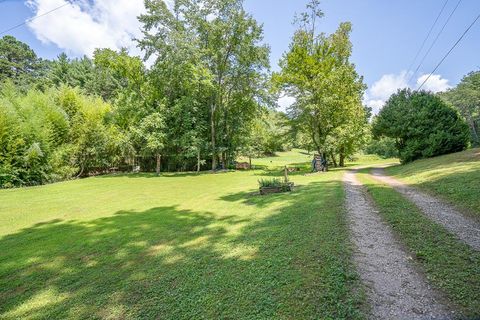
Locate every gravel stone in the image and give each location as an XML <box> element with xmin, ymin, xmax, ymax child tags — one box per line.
<box><xmin>344</xmin><ymin>170</ymin><xmax>452</xmax><ymax>320</ymax></box>
<box><xmin>371</xmin><ymin>168</ymin><xmax>480</xmax><ymax>251</ymax></box>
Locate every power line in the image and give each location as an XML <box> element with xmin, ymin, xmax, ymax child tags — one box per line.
<box><xmin>409</xmin><ymin>0</ymin><xmax>462</xmax><ymax>84</ymax></box>
<box><xmin>418</xmin><ymin>12</ymin><xmax>480</xmax><ymax>90</ymax></box>
<box><xmin>406</xmin><ymin>0</ymin><xmax>449</xmax><ymax>76</ymax></box>
<box><xmin>0</xmin><ymin>2</ymin><xmax>70</xmax><ymax>36</ymax></box>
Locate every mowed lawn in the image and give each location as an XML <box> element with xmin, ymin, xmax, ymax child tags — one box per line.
<box><xmin>386</xmin><ymin>148</ymin><xmax>480</xmax><ymax>218</ymax></box>
<box><xmin>0</xmin><ymin>152</ymin><xmax>372</xmax><ymax>319</ymax></box>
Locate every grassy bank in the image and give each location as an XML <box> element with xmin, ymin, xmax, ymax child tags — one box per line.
<box><xmin>385</xmin><ymin>148</ymin><xmax>480</xmax><ymax>218</ymax></box>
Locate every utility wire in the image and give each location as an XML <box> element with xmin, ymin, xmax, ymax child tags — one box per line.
<box><xmin>417</xmin><ymin>12</ymin><xmax>480</xmax><ymax>90</ymax></box>
<box><xmin>409</xmin><ymin>0</ymin><xmax>462</xmax><ymax>84</ymax></box>
<box><xmin>0</xmin><ymin>2</ymin><xmax>70</xmax><ymax>36</ymax></box>
<box><xmin>406</xmin><ymin>0</ymin><xmax>449</xmax><ymax>76</ymax></box>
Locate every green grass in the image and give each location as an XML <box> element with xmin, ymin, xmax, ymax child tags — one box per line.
<box><xmin>357</xmin><ymin>170</ymin><xmax>480</xmax><ymax>318</ymax></box>
<box><xmin>239</xmin><ymin>148</ymin><xmax>313</xmax><ymax>168</ymax></box>
<box><xmin>240</xmin><ymin>148</ymin><xmax>398</xmax><ymax>170</ymax></box>
<box><xmin>0</xmin><ymin>152</ymin><xmax>367</xmax><ymax>319</ymax></box>
<box><xmin>386</xmin><ymin>148</ymin><xmax>480</xmax><ymax>218</ymax></box>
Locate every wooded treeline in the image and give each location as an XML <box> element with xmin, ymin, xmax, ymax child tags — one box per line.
<box><xmin>1</xmin><ymin>0</ymin><xmax>371</xmax><ymax>187</ymax></box>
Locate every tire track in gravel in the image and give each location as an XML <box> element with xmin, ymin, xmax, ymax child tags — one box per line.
<box><xmin>371</xmin><ymin>168</ymin><xmax>480</xmax><ymax>251</ymax></box>
<box><xmin>343</xmin><ymin>170</ymin><xmax>452</xmax><ymax>320</ymax></box>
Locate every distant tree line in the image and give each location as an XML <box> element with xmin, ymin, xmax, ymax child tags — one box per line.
<box><xmin>1</xmin><ymin>0</ymin><xmax>373</xmax><ymax>187</ymax></box>
<box><xmin>440</xmin><ymin>71</ymin><xmax>480</xmax><ymax>147</ymax></box>
<box><xmin>0</xmin><ymin>0</ymin><xmax>290</xmax><ymax>188</ymax></box>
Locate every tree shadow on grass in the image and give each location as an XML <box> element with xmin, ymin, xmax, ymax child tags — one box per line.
<box><xmin>0</xmin><ymin>181</ymin><xmax>365</xmax><ymax>319</ymax></box>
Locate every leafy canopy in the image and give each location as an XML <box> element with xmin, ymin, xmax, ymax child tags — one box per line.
<box><xmin>373</xmin><ymin>89</ymin><xmax>470</xmax><ymax>163</ymax></box>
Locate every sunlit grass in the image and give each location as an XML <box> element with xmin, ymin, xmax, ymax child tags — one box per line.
<box><xmin>239</xmin><ymin>148</ymin><xmax>398</xmax><ymax>170</ymax></box>
<box><xmin>0</xmin><ymin>151</ymin><xmax>368</xmax><ymax>319</ymax></box>
<box><xmin>386</xmin><ymin>148</ymin><xmax>480</xmax><ymax>217</ymax></box>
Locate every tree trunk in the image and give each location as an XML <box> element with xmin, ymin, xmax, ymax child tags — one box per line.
<box><xmin>339</xmin><ymin>146</ymin><xmax>345</xmax><ymax>167</ymax></box>
<box><xmin>471</xmin><ymin>119</ymin><xmax>479</xmax><ymax>146</ymax></box>
<box><xmin>221</xmin><ymin>152</ymin><xmax>226</xmax><ymax>170</ymax></box>
<box><xmin>249</xmin><ymin>155</ymin><xmax>252</xmax><ymax>170</ymax></box>
<box><xmin>339</xmin><ymin>154</ymin><xmax>345</xmax><ymax>167</ymax></box>
<box><xmin>322</xmin><ymin>152</ymin><xmax>328</xmax><ymax>172</ymax></box>
<box><xmin>330</xmin><ymin>154</ymin><xmax>338</xmax><ymax>168</ymax></box>
<box><xmin>211</xmin><ymin>105</ymin><xmax>216</xmax><ymax>171</ymax></box>
<box><xmin>156</xmin><ymin>154</ymin><xmax>161</xmax><ymax>175</ymax></box>
<box><xmin>197</xmin><ymin>149</ymin><xmax>201</xmax><ymax>173</ymax></box>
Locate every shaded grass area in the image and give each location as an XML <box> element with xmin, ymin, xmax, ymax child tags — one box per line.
<box><xmin>0</xmin><ymin>167</ymin><xmax>366</xmax><ymax>319</ymax></box>
<box><xmin>385</xmin><ymin>148</ymin><xmax>480</xmax><ymax>218</ymax></box>
<box><xmin>357</xmin><ymin>170</ymin><xmax>480</xmax><ymax>318</ymax></box>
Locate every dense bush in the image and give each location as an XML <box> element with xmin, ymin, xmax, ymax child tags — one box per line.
<box><xmin>0</xmin><ymin>83</ymin><xmax>117</xmax><ymax>187</ymax></box>
<box><xmin>372</xmin><ymin>89</ymin><xmax>470</xmax><ymax>163</ymax></box>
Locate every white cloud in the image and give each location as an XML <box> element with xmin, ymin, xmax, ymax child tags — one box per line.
<box><xmin>26</xmin><ymin>0</ymin><xmax>146</xmax><ymax>57</ymax></box>
<box><xmin>364</xmin><ymin>99</ymin><xmax>385</xmax><ymax>114</ymax></box>
<box><xmin>277</xmin><ymin>95</ymin><xmax>296</xmax><ymax>112</ymax></box>
<box><xmin>416</xmin><ymin>74</ymin><xmax>451</xmax><ymax>93</ymax></box>
<box><xmin>364</xmin><ymin>71</ymin><xmax>450</xmax><ymax>115</ymax></box>
<box><xmin>364</xmin><ymin>71</ymin><xmax>410</xmax><ymax>115</ymax></box>
<box><xmin>369</xmin><ymin>71</ymin><xmax>410</xmax><ymax>101</ymax></box>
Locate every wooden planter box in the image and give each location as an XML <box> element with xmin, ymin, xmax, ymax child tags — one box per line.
<box><xmin>259</xmin><ymin>182</ymin><xmax>294</xmax><ymax>195</ymax></box>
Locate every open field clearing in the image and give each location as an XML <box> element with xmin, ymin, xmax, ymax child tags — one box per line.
<box><xmin>0</xmin><ymin>151</ymin><xmax>371</xmax><ymax>319</ymax></box>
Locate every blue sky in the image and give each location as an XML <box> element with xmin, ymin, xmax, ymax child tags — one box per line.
<box><xmin>1</xmin><ymin>0</ymin><xmax>479</xmax><ymax>111</ymax></box>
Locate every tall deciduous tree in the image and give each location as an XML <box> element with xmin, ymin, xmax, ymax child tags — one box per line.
<box><xmin>139</xmin><ymin>0</ymin><xmax>270</xmax><ymax>171</ymax></box>
<box><xmin>274</xmin><ymin>1</ymin><xmax>366</xmax><ymax>168</ymax></box>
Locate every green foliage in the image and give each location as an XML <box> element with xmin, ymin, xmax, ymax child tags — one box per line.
<box><xmin>0</xmin><ymin>84</ymin><xmax>115</xmax><ymax>187</ymax></box>
<box><xmin>440</xmin><ymin>71</ymin><xmax>480</xmax><ymax>146</ymax></box>
<box><xmin>132</xmin><ymin>112</ymin><xmax>165</xmax><ymax>157</ymax></box>
<box><xmin>0</xmin><ymin>35</ymin><xmax>50</xmax><ymax>90</ymax></box>
<box><xmin>243</xmin><ymin>110</ymin><xmax>293</xmax><ymax>158</ymax></box>
<box><xmin>50</xmin><ymin>52</ymin><xmax>121</xmax><ymax>101</ymax></box>
<box><xmin>364</xmin><ymin>137</ymin><xmax>399</xmax><ymax>159</ymax></box>
<box><xmin>139</xmin><ymin>0</ymin><xmax>271</xmax><ymax>170</ymax></box>
<box><xmin>274</xmin><ymin>4</ymin><xmax>367</xmax><ymax>167</ymax></box>
<box><xmin>373</xmin><ymin>89</ymin><xmax>470</xmax><ymax>163</ymax></box>
<box><xmin>257</xmin><ymin>178</ymin><xmax>283</xmax><ymax>188</ymax></box>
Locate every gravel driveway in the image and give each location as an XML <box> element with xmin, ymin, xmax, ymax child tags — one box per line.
<box><xmin>344</xmin><ymin>170</ymin><xmax>452</xmax><ymax>320</ymax></box>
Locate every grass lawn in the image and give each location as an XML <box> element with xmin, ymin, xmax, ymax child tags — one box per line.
<box><xmin>0</xmin><ymin>151</ymin><xmax>368</xmax><ymax>319</ymax></box>
<box><xmin>357</xmin><ymin>170</ymin><xmax>480</xmax><ymax>318</ymax></box>
<box><xmin>385</xmin><ymin>148</ymin><xmax>480</xmax><ymax>218</ymax></box>
<box><xmin>240</xmin><ymin>149</ymin><xmax>397</xmax><ymax>170</ymax></box>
